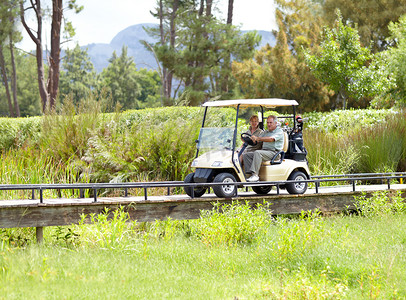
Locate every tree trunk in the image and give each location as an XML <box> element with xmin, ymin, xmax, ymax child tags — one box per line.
<box><xmin>166</xmin><ymin>0</ymin><xmax>178</xmax><ymax>102</ymax></box>
<box><xmin>0</xmin><ymin>44</ymin><xmax>14</xmax><ymax>117</ymax></box>
<box><xmin>9</xmin><ymin>32</ymin><xmax>20</xmax><ymax>117</ymax></box>
<box><xmin>206</xmin><ymin>0</ymin><xmax>212</xmax><ymax>16</ymax></box>
<box><xmin>199</xmin><ymin>0</ymin><xmax>205</xmax><ymax>16</ymax></box>
<box><xmin>20</xmin><ymin>0</ymin><xmax>49</xmax><ymax>113</ymax></box>
<box><xmin>47</xmin><ymin>0</ymin><xmax>63</xmax><ymax>110</ymax></box>
<box><xmin>221</xmin><ymin>0</ymin><xmax>234</xmax><ymax>94</ymax></box>
<box><xmin>227</xmin><ymin>0</ymin><xmax>234</xmax><ymax>24</ymax></box>
<box><xmin>159</xmin><ymin>0</ymin><xmax>172</xmax><ymax>104</ymax></box>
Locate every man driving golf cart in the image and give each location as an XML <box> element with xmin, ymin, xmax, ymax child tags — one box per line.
<box><xmin>184</xmin><ymin>98</ymin><xmax>310</xmax><ymax>198</ymax></box>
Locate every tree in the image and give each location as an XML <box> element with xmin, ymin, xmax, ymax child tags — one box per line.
<box><xmin>146</xmin><ymin>0</ymin><xmax>179</xmax><ymax>104</ymax></box>
<box><xmin>99</xmin><ymin>46</ymin><xmax>162</xmax><ymax>110</ymax></box>
<box><xmin>320</xmin><ymin>0</ymin><xmax>406</xmax><ymax>52</ymax></box>
<box><xmin>305</xmin><ymin>12</ymin><xmax>394</xmax><ymax>109</ymax></box>
<box><xmin>232</xmin><ymin>0</ymin><xmax>332</xmax><ymax>112</ymax></box>
<box><xmin>0</xmin><ymin>48</ymin><xmax>42</xmax><ymax>117</ymax></box>
<box><xmin>20</xmin><ymin>0</ymin><xmax>83</xmax><ymax>112</ymax></box>
<box><xmin>135</xmin><ymin>68</ymin><xmax>162</xmax><ymax>108</ymax></box>
<box><xmin>99</xmin><ymin>46</ymin><xmax>142</xmax><ymax>110</ymax></box>
<box><xmin>59</xmin><ymin>44</ymin><xmax>97</xmax><ymax>105</ymax></box>
<box><xmin>149</xmin><ymin>0</ymin><xmax>260</xmax><ymax>106</ymax></box>
<box><xmin>0</xmin><ymin>0</ymin><xmax>20</xmax><ymax>117</ymax></box>
<box><xmin>384</xmin><ymin>15</ymin><xmax>406</xmax><ymax>107</ymax></box>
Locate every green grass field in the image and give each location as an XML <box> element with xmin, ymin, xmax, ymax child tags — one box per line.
<box><xmin>1</xmin><ymin>197</ymin><xmax>406</xmax><ymax>299</ymax></box>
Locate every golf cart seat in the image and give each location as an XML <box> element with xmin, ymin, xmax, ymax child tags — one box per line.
<box><xmin>262</xmin><ymin>131</ymin><xmax>289</xmax><ymax>165</ymax></box>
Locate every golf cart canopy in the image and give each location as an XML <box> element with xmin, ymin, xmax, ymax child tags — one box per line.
<box><xmin>202</xmin><ymin>98</ymin><xmax>299</xmax><ymax>108</ymax></box>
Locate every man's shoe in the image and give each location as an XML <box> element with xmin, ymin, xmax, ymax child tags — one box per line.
<box><xmin>247</xmin><ymin>174</ymin><xmax>259</xmax><ymax>182</ymax></box>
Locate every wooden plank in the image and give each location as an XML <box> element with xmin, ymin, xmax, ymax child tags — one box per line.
<box><xmin>1</xmin><ymin>187</ymin><xmax>405</xmax><ymax>228</ymax></box>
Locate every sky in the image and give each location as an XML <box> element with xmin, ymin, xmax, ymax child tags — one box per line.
<box><xmin>18</xmin><ymin>0</ymin><xmax>276</xmax><ymax>51</ymax></box>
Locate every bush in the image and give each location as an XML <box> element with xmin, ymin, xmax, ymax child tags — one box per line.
<box><xmin>0</xmin><ymin>117</ymin><xmax>41</xmax><ymax>151</ymax></box>
<box><xmin>190</xmin><ymin>201</ymin><xmax>273</xmax><ymax>247</ymax></box>
<box><xmin>354</xmin><ymin>190</ymin><xmax>406</xmax><ymax>217</ymax></box>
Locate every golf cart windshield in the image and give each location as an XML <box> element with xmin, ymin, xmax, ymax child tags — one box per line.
<box><xmin>197</xmin><ymin>127</ymin><xmax>234</xmax><ymax>150</ymax></box>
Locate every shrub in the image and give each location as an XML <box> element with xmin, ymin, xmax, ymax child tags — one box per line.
<box><xmin>0</xmin><ymin>117</ymin><xmax>41</xmax><ymax>151</ymax></box>
<box><xmin>354</xmin><ymin>190</ymin><xmax>406</xmax><ymax>217</ymax></box>
<box><xmin>190</xmin><ymin>201</ymin><xmax>273</xmax><ymax>247</ymax></box>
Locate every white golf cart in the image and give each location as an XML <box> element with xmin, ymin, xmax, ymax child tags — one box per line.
<box><xmin>184</xmin><ymin>99</ymin><xmax>310</xmax><ymax>198</ymax></box>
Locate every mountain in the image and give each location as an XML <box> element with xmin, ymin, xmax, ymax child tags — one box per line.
<box><xmin>83</xmin><ymin>23</ymin><xmax>276</xmax><ymax>73</ymax></box>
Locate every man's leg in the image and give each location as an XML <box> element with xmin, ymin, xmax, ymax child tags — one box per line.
<box><xmin>249</xmin><ymin>150</ymin><xmax>278</xmax><ymax>175</ymax></box>
<box><xmin>242</xmin><ymin>151</ymin><xmax>254</xmax><ymax>174</ymax></box>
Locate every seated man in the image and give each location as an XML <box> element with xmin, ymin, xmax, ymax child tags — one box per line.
<box><xmin>243</xmin><ymin>115</ymin><xmax>284</xmax><ymax>182</ymax></box>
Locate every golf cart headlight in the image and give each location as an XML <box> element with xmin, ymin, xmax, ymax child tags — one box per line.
<box><xmin>191</xmin><ymin>159</ymin><xmax>198</xmax><ymax>167</ymax></box>
<box><xmin>211</xmin><ymin>161</ymin><xmax>223</xmax><ymax>167</ymax></box>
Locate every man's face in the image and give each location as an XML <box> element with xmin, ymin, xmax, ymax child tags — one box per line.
<box><xmin>267</xmin><ymin>118</ymin><xmax>277</xmax><ymax>131</ymax></box>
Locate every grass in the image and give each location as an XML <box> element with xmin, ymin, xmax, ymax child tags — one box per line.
<box><xmin>1</xmin><ymin>195</ymin><xmax>406</xmax><ymax>299</ymax></box>
<box><xmin>1</xmin><ymin>102</ymin><xmax>405</xmax><ymax>195</ymax></box>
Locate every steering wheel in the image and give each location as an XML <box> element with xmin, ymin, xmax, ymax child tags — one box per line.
<box><xmin>241</xmin><ymin>132</ymin><xmax>257</xmax><ymax>146</ymax></box>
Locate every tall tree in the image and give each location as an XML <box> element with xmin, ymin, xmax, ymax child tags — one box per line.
<box><xmin>232</xmin><ymin>0</ymin><xmax>331</xmax><ymax>111</ymax></box>
<box><xmin>99</xmin><ymin>46</ymin><xmax>142</xmax><ymax>110</ymax></box>
<box><xmin>59</xmin><ymin>44</ymin><xmax>97</xmax><ymax>105</ymax></box>
<box><xmin>305</xmin><ymin>12</ymin><xmax>394</xmax><ymax>109</ymax></box>
<box><xmin>385</xmin><ymin>15</ymin><xmax>406</xmax><ymax>107</ymax></box>
<box><xmin>320</xmin><ymin>0</ymin><xmax>406</xmax><ymax>52</ymax></box>
<box><xmin>0</xmin><ymin>0</ymin><xmax>20</xmax><ymax>117</ymax></box>
<box><xmin>20</xmin><ymin>0</ymin><xmax>83</xmax><ymax>112</ymax></box>
<box><xmin>147</xmin><ymin>0</ymin><xmax>179</xmax><ymax>104</ymax></box>
<box><xmin>149</xmin><ymin>0</ymin><xmax>260</xmax><ymax>105</ymax></box>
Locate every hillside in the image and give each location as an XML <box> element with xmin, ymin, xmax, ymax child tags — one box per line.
<box><xmin>82</xmin><ymin>23</ymin><xmax>276</xmax><ymax>72</ymax></box>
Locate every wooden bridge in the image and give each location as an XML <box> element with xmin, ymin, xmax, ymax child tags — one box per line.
<box><xmin>1</xmin><ymin>176</ymin><xmax>405</xmax><ymax>242</ymax></box>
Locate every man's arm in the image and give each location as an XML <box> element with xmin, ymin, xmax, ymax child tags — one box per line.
<box><xmin>251</xmin><ymin>135</ymin><xmax>274</xmax><ymax>143</ymax></box>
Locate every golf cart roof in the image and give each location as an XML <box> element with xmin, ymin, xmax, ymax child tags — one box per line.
<box><xmin>202</xmin><ymin>98</ymin><xmax>298</xmax><ymax>108</ymax></box>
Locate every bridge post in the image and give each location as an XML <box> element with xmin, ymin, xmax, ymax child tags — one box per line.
<box><xmin>36</xmin><ymin>227</ymin><xmax>44</xmax><ymax>243</ymax></box>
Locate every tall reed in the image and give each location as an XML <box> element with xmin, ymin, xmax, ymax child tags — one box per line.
<box><xmin>349</xmin><ymin>112</ymin><xmax>406</xmax><ymax>173</ymax></box>
<box><xmin>304</xmin><ymin>130</ymin><xmax>360</xmax><ymax>175</ymax></box>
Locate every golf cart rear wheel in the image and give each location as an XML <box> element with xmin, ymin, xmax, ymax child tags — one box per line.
<box><xmin>212</xmin><ymin>173</ymin><xmax>237</xmax><ymax>198</ymax></box>
<box><xmin>286</xmin><ymin>171</ymin><xmax>307</xmax><ymax>194</ymax></box>
<box><xmin>184</xmin><ymin>173</ymin><xmax>206</xmax><ymax>198</ymax></box>
<box><xmin>252</xmin><ymin>185</ymin><xmax>272</xmax><ymax>195</ymax></box>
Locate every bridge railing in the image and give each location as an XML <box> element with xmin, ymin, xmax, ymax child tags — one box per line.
<box><xmin>0</xmin><ymin>172</ymin><xmax>405</xmax><ymax>203</ymax></box>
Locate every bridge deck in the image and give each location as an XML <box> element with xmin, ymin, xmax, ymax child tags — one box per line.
<box><xmin>1</xmin><ymin>184</ymin><xmax>405</xmax><ymax>228</ymax></box>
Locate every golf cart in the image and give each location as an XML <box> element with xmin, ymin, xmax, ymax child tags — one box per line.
<box><xmin>184</xmin><ymin>98</ymin><xmax>310</xmax><ymax>198</ymax></box>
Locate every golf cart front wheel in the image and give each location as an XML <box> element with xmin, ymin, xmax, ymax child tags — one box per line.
<box><xmin>184</xmin><ymin>173</ymin><xmax>206</xmax><ymax>197</ymax></box>
<box><xmin>212</xmin><ymin>173</ymin><xmax>237</xmax><ymax>198</ymax></box>
<box><xmin>286</xmin><ymin>171</ymin><xmax>308</xmax><ymax>194</ymax></box>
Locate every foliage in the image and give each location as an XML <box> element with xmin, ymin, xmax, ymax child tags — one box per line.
<box><xmin>348</xmin><ymin>112</ymin><xmax>406</xmax><ymax>173</ymax></box>
<box><xmin>77</xmin><ymin>207</ymin><xmax>138</xmax><ymax>250</ymax></box>
<box><xmin>98</xmin><ymin>46</ymin><xmax>162</xmax><ymax>110</ymax></box>
<box><xmin>304</xmin><ymin>109</ymin><xmax>406</xmax><ymax>174</ymax></box>
<box><xmin>385</xmin><ymin>15</ymin><xmax>406</xmax><ymax>107</ymax></box>
<box><xmin>190</xmin><ymin>201</ymin><xmax>273</xmax><ymax>246</ymax></box>
<box><xmin>320</xmin><ymin>0</ymin><xmax>406</xmax><ymax>52</ymax></box>
<box><xmin>40</xmin><ymin>95</ymin><xmax>104</xmax><ymax>162</ymax></box>
<box><xmin>270</xmin><ymin>210</ymin><xmax>326</xmax><ymax>263</ymax></box>
<box><xmin>59</xmin><ymin>44</ymin><xmax>97</xmax><ymax>105</ymax></box>
<box><xmin>354</xmin><ymin>190</ymin><xmax>406</xmax><ymax>217</ymax></box>
<box><xmin>232</xmin><ymin>0</ymin><xmax>332</xmax><ymax>112</ymax></box>
<box><xmin>0</xmin><ymin>50</ymin><xmax>42</xmax><ymax>117</ymax></box>
<box><xmin>148</xmin><ymin>0</ymin><xmax>260</xmax><ymax>105</ymax></box>
<box><xmin>1</xmin><ymin>106</ymin><xmax>405</xmax><ymax>192</ymax></box>
<box><xmin>305</xmin><ymin>130</ymin><xmax>360</xmax><ymax>175</ymax></box>
<box><xmin>305</xmin><ymin>11</ymin><xmax>395</xmax><ymax>109</ymax></box>
<box><xmin>305</xmin><ymin>108</ymin><xmax>393</xmax><ymax>133</ymax></box>
<box><xmin>0</xmin><ymin>116</ymin><xmax>41</xmax><ymax>150</ymax></box>
<box><xmin>2</xmin><ymin>200</ymin><xmax>406</xmax><ymax>298</ymax></box>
